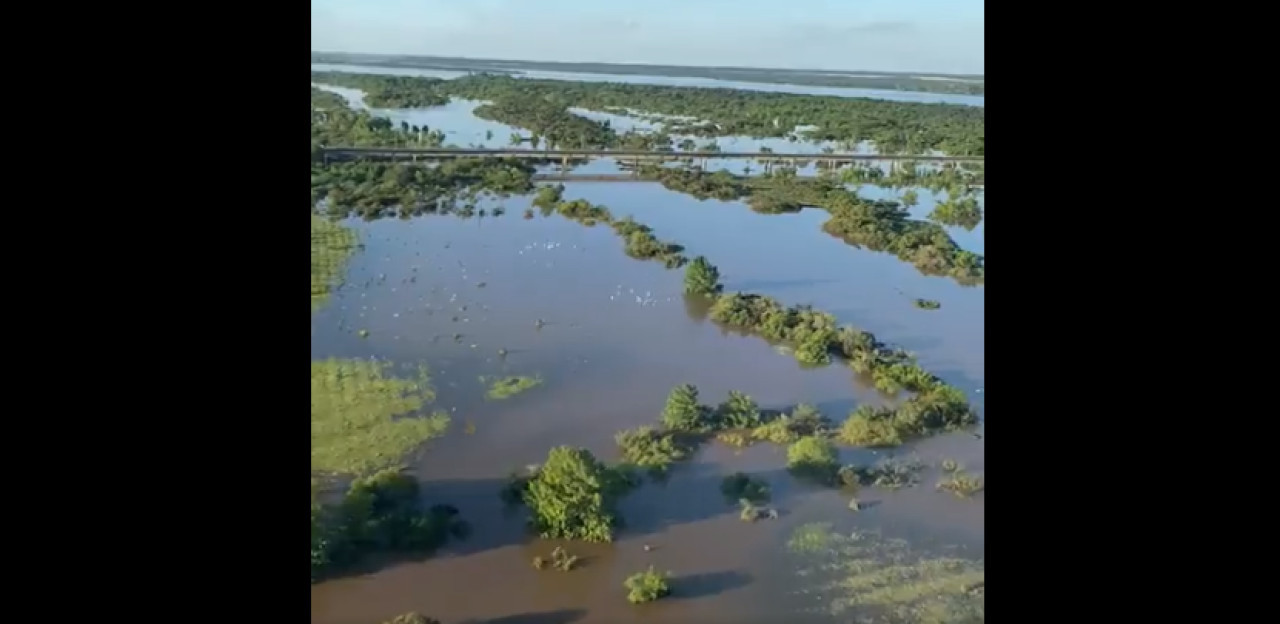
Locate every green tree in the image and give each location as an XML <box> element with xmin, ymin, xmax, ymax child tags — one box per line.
<box><xmin>661</xmin><ymin>384</ymin><xmax>706</xmax><ymax>431</ymax></box>
<box><xmin>683</xmin><ymin>256</ymin><xmax>722</xmax><ymax>296</ymax></box>
<box><xmin>717</xmin><ymin>390</ymin><xmax>762</xmax><ymax>428</ymax></box>
<box><xmin>524</xmin><ymin>446</ymin><xmax>624</xmax><ymax>542</ymax></box>
<box><xmin>901</xmin><ymin>189</ymin><xmax>919</xmax><ymax>209</ymax></box>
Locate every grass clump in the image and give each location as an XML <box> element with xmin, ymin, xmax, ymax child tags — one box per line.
<box><xmin>720</xmin><ymin>472</ymin><xmax>771</xmax><ymax>504</ymax></box>
<box><xmin>615</xmin><ymin>426</ymin><xmax>688</xmax><ymax>474</ymax></box>
<box><xmin>533</xmin><ymin>546</ymin><xmax>580</xmax><ymax>571</ymax></box>
<box><xmin>624</xmin><ymin>566</ymin><xmax>672</xmax><ymax>604</ymax></box>
<box><xmin>787</xmin><ymin>523</ymin><xmax>984</xmax><ymax>623</ymax></box>
<box><xmin>522</xmin><ymin>446</ymin><xmax>635</xmax><ymax>542</ymax></box>
<box><xmin>310</xmin><ymin>215</ymin><xmax>358</xmax><ymax>310</ymax></box>
<box><xmin>786</xmin><ymin>436</ymin><xmax>841</xmax><ymax>484</ymax></box>
<box><xmin>311</xmin><ymin>359</ymin><xmax>449</xmax><ymax>476</ymax></box>
<box><xmin>483</xmin><ymin>375</ymin><xmax>543</xmax><ymax>400</ymax></box>
<box><xmin>937</xmin><ymin>470</ymin><xmax>984</xmax><ymax>498</ymax></box>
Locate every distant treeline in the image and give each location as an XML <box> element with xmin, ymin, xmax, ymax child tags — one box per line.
<box><xmin>310</xmin><ymin>71</ymin><xmax>985</xmax><ymax>155</ymax></box>
<box><xmin>311</xmin><ymin>52</ymin><xmax>985</xmax><ymax>96</ymax></box>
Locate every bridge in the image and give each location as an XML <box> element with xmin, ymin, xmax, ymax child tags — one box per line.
<box><xmin>320</xmin><ymin>147</ymin><xmax>984</xmax><ymax>164</ymax></box>
<box><xmin>530</xmin><ymin>172</ymin><xmax>984</xmax><ymax>189</ymax></box>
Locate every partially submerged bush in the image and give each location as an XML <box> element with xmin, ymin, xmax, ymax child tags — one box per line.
<box><xmin>616</xmin><ymin>426</ymin><xmax>687</xmax><ymax>473</ymax></box>
<box><xmin>938</xmin><ymin>470</ymin><xmax>984</xmax><ymax>498</ymax></box>
<box><xmin>715</xmin><ymin>391</ymin><xmax>764</xmax><ymax>429</ymax></box>
<box><xmin>838</xmin><ymin>457</ymin><xmax>924</xmax><ymax>489</ymax></box>
<box><xmin>739</xmin><ymin>498</ymin><xmax>779</xmax><ymax>522</ymax></box>
<box><xmin>716</xmin><ymin>431</ymin><xmax>752</xmax><ymax>447</ymax></box>
<box><xmin>838</xmin><ymin>388</ymin><xmax>978</xmax><ymax>448</ymax></box>
<box><xmin>483</xmin><ymin>375</ymin><xmax>543</xmax><ymax>400</ymax></box>
<box><xmin>624</xmin><ymin>566</ymin><xmax>672</xmax><ymax>604</ymax></box>
<box><xmin>752</xmin><ymin>403</ymin><xmax>831</xmax><ymax>444</ymax></box>
<box><xmin>661</xmin><ymin>384</ymin><xmax>713</xmax><ymax>431</ymax></box>
<box><xmin>683</xmin><ymin>255</ymin><xmax>723</xmax><ymax>296</ymax></box>
<box><xmin>838</xmin><ymin>405</ymin><xmax>904</xmax><ymax>447</ymax></box>
<box><xmin>533</xmin><ymin>546</ymin><xmax>580</xmax><ymax>571</ymax></box>
<box><xmin>786</xmin><ymin>436</ymin><xmax>840</xmax><ymax>484</ymax></box>
<box><xmin>523</xmin><ymin>446</ymin><xmax>633</xmax><ymax>542</ymax></box>
<box><xmin>381</xmin><ymin>613</ymin><xmax>441</xmax><ymax>624</ymax></box>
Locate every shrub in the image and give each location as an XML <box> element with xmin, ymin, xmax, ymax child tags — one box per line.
<box><xmin>524</xmin><ymin>446</ymin><xmax>628</xmax><ymax>542</ymax></box>
<box><xmin>661</xmin><ymin>384</ymin><xmax>710</xmax><ymax>431</ymax></box>
<box><xmin>616</xmin><ymin>426</ymin><xmax>687</xmax><ymax>473</ymax></box>
<box><xmin>624</xmin><ymin>566</ymin><xmax>672</xmax><ymax>604</ymax></box>
<box><xmin>786</xmin><ymin>436</ymin><xmax>840</xmax><ymax>484</ymax></box>
<box><xmin>683</xmin><ymin>256</ymin><xmax>722</xmax><ymax>296</ymax></box>
<box><xmin>837</xmin><ymin>405</ymin><xmax>904</xmax><ymax>447</ymax></box>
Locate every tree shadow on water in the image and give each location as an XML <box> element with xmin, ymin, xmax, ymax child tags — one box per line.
<box><xmin>458</xmin><ymin>609</ymin><xmax>587</xmax><ymax>624</ymax></box>
<box><xmin>619</xmin><ymin>464</ymin><xmax>799</xmax><ymax>540</ymax></box>
<box><xmin>670</xmin><ymin>570</ymin><xmax>754</xmax><ymax>600</ymax></box>
<box><xmin>417</xmin><ymin>476</ymin><xmax>537</xmax><ymax>559</ymax></box>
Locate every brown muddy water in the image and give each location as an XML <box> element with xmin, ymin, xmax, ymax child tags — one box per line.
<box><xmin>310</xmin><ymin>184</ymin><xmax>984</xmax><ymax>624</ymax></box>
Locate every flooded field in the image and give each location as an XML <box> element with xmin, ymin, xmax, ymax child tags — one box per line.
<box><xmin>311</xmin><ymin>74</ymin><xmax>983</xmax><ymax>624</ymax></box>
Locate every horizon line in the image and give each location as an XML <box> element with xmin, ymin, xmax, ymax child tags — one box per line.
<box><xmin>310</xmin><ymin>50</ymin><xmax>985</xmax><ymax>81</ymax></box>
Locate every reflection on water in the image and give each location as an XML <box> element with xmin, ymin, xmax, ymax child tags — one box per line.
<box><xmin>311</xmin><ymin>63</ymin><xmax>986</xmax><ymax>107</ymax></box>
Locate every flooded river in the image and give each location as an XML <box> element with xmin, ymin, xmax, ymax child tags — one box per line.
<box><xmin>311</xmin><ymin>74</ymin><xmax>984</xmax><ymax>624</ymax></box>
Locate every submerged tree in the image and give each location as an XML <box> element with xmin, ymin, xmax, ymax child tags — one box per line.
<box><xmin>523</xmin><ymin>446</ymin><xmax>627</xmax><ymax>542</ymax></box>
<box><xmin>661</xmin><ymin>384</ymin><xmax>708</xmax><ymax>431</ymax></box>
<box><xmin>683</xmin><ymin>256</ymin><xmax>723</xmax><ymax>296</ymax></box>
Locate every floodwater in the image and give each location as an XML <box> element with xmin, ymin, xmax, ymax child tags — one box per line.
<box><xmin>311</xmin><ymin>63</ymin><xmax>986</xmax><ymax>108</ymax></box>
<box><xmin>311</xmin><ymin>83</ymin><xmax>984</xmax><ymax>624</ymax></box>
<box><xmin>312</xmin><ymin>83</ymin><xmax>943</xmax><ymax>177</ymax></box>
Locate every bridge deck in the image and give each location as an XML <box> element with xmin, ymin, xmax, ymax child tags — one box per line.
<box><xmin>321</xmin><ymin>147</ymin><xmax>983</xmax><ymax>162</ymax></box>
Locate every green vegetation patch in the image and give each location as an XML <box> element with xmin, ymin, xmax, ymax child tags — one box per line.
<box><xmin>310</xmin><ymin>215</ymin><xmax>358</xmax><ymax>310</ymax></box>
<box><xmin>520</xmin><ymin>446</ymin><xmax>638</xmax><ymax>542</ymax></box>
<box><xmin>788</xmin><ymin>523</ymin><xmax>985</xmax><ymax>623</ymax></box>
<box><xmin>311</xmin><ymin>358</ymin><xmax>449</xmax><ymax>476</ymax></box>
<box><xmin>483</xmin><ymin>374</ymin><xmax>543</xmax><ymax>400</ymax></box>
<box><xmin>624</xmin><ymin>566</ymin><xmax>672</xmax><ymax>604</ymax></box>
<box><xmin>615</xmin><ymin>426</ymin><xmax>689</xmax><ymax>473</ymax></box>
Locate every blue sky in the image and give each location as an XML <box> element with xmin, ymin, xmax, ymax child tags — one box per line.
<box><xmin>311</xmin><ymin>0</ymin><xmax>984</xmax><ymax>75</ymax></box>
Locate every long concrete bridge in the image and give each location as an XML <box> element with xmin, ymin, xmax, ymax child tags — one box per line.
<box><xmin>321</xmin><ymin>147</ymin><xmax>984</xmax><ymax>164</ymax></box>
<box><xmin>524</xmin><ymin>172</ymin><xmax>983</xmax><ymax>187</ymax></box>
